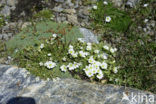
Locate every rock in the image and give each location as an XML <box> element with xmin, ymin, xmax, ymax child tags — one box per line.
<box><xmin>0</xmin><ymin>5</ymin><xmax>11</xmax><ymax>17</ymax></box>
<box><xmin>111</xmin><ymin>0</ymin><xmax>123</xmax><ymax>7</ymax></box>
<box><xmin>0</xmin><ymin>35</ymin><xmax>3</xmax><ymax>40</ymax></box>
<box><xmin>21</xmin><ymin>22</ymin><xmax>31</xmax><ymax>29</ymax></box>
<box><xmin>53</xmin><ymin>5</ymin><xmax>64</xmax><ymax>12</ymax></box>
<box><xmin>64</xmin><ymin>9</ymin><xmax>76</xmax><ymax>14</ymax></box>
<box><xmin>0</xmin><ymin>65</ymin><xmax>155</xmax><ymax>104</ymax></box>
<box><xmin>2</xmin><ymin>34</ymin><xmax>9</xmax><ymax>40</ymax></box>
<box><xmin>6</xmin><ymin>0</ymin><xmax>17</xmax><ymax>7</ymax></box>
<box><xmin>126</xmin><ymin>0</ymin><xmax>140</xmax><ymax>8</ymax></box>
<box><xmin>79</xmin><ymin>28</ymin><xmax>99</xmax><ymax>43</ymax></box>
<box><xmin>82</xmin><ymin>8</ymin><xmax>90</xmax><ymax>16</ymax></box>
<box><xmin>67</xmin><ymin>14</ymin><xmax>79</xmax><ymax>25</ymax></box>
<box><xmin>54</xmin><ymin>0</ymin><xmax>64</xmax><ymax>3</ymax></box>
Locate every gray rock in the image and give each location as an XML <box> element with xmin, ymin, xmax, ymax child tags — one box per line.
<box><xmin>0</xmin><ymin>5</ymin><xmax>11</xmax><ymax>17</ymax></box>
<box><xmin>64</xmin><ymin>9</ymin><xmax>76</xmax><ymax>14</ymax></box>
<box><xmin>126</xmin><ymin>0</ymin><xmax>140</xmax><ymax>7</ymax></box>
<box><xmin>79</xmin><ymin>28</ymin><xmax>99</xmax><ymax>43</ymax></box>
<box><xmin>2</xmin><ymin>33</ymin><xmax>9</xmax><ymax>40</ymax></box>
<box><xmin>54</xmin><ymin>0</ymin><xmax>64</xmax><ymax>3</ymax></box>
<box><xmin>0</xmin><ymin>35</ymin><xmax>3</xmax><ymax>40</ymax></box>
<box><xmin>0</xmin><ymin>65</ymin><xmax>155</xmax><ymax>104</ymax></box>
<box><xmin>7</xmin><ymin>33</ymin><xmax>13</xmax><ymax>38</ymax></box>
<box><xmin>67</xmin><ymin>14</ymin><xmax>79</xmax><ymax>25</ymax></box>
<box><xmin>6</xmin><ymin>0</ymin><xmax>17</xmax><ymax>7</ymax></box>
<box><xmin>111</xmin><ymin>0</ymin><xmax>123</xmax><ymax>7</ymax></box>
<box><xmin>53</xmin><ymin>5</ymin><xmax>64</xmax><ymax>12</ymax></box>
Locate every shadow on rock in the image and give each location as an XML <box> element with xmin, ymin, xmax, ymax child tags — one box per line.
<box><xmin>7</xmin><ymin>97</ymin><xmax>36</xmax><ymax>104</ymax></box>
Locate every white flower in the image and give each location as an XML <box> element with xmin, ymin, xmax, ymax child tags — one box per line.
<box><xmin>143</xmin><ymin>4</ymin><xmax>148</xmax><ymax>7</ymax></box>
<box><xmin>94</xmin><ymin>50</ymin><xmax>100</xmax><ymax>54</ymax></box>
<box><xmin>44</xmin><ymin>61</ymin><xmax>56</xmax><ymax>69</ymax></box>
<box><xmin>88</xmin><ymin>56</ymin><xmax>95</xmax><ymax>64</ymax></box>
<box><xmin>93</xmin><ymin>5</ymin><xmax>97</xmax><ymax>9</ymax></box>
<box><xmin>78</xmin><ymin>38</ymin><xmax>84</xmax><ymax>43</ymax></box>
<box><xmin>52</xmin><ymin>33</ymin><xmax>57</xmax><ymax>38</ymax></box>
<box><xmin>105</xmin><ymin>16</ymin><xmax>111</xmax><ymax>22</ymax></box>
<box><xmin>72</xmin><ymin>52</ymin><xmax>78</xmax><ymax>58</ymax></box>
<box><xmin>110</xmin><ymin>48</ymin><xmax>117</xmax><ymax>53</ymax></box>
<box><xmin>69</xmin><ymin>45</ymin><xmax>73</xmax><ymax>49</ymax></box>
<box><xmin>91</xmin><ymin>68</ymin><xmax>98</xmax><ymax>74</ymax></box>
<box><xmin>67</xmin><ymin>63</ymin><xmax>75</xmax><ymax>70</ymax></box>
<box><xmin>85</xmin><ymin>52</ymin><xmax>89</xmax><ymax>56</ymax></box>
<box><xmin>60</xmin><ymin>65</ymin><xmax>67</xmax><ymax>72</ymax></box>
<box><xmin>144</xmin><ymin>19</ymin><xmax>148</xmax><ymax>23</ymax></box>
<box><xmin>97</xmin><ymin>70</ymin><xmax>103</xmax><ymax>79</ymax></box>
<box><xmin>79</xmin><ymin>51</ymin><xmax>86</xmax><ymax>58</ymax></box>
<box><xmin>85</xmin><ymin>70</ymin><xmax>94</xmax><ymax>77</ymax></box>
<box><xmin>52</xmin><ymin>34</ymin><xmax>57</xmax><ymax>38</ymax></box>
<box><xmin>83</xmin><ymin>66</ymin><xmax>89</xmax><ymax>71</ymax></box>
<box><xmin>102</xmin><ymin>53</ymin><xmax>108</xmax><ymax>59</ymax></box>
<box><xmin>47</xmin><ymin>53</ymin><xmax>51</xmax><ymax>56</ymax></box>
<box><xmin>86</xmin><ymin>45</ymin><xmax>92</xmax><ymax>51</ymax></box>
<box><xmin>62</xmin><ymin>57</ymin><xmax>66</xmax><ymax>61</ymax></box>
<box><xmin>40</xmin><ymin>44</ymin><xmax>44</xmax><ymax>49</ymax></box>
<box><xmin>39</xmin><ymin>62</ymin><xmax>44</xmax><ymax>66</ymax></box>
<box><xmin>80</xmin><ymin>47</ymin><xmax>83</xmax><ymax>49</ymax></box>
<box><xmin>103</xmin><ymin>1</ymin><xmax>108</xmax><ymax>5</ymax></box>
<box><xmin>93</xmin><ymin>61</ymin><xmax>101</xmax><ymax>68</ymax></box>
<box><xmin>103</xmin><ymin>45</ymin><xmax>109</xmax><ymax>50</ymax></box>
<box><xmin>87</xmin><ymin>43</ymin><xmax>92</xmax><ymax>46</ymax></box>
<box><xmin>101</xmin><ymin>62</ymin><xmax>108</xmax><ymax>69</ymax></box>
<box><xmin>88</xmin><ymin>64</ymin><xmax>94</xmax><ymax>70</ymax></box>
<box><xmin>115</xmin><ymin>79</ymin><xmax>119</xmax><ymax>82</ymax></box>
<box><xmin>73</xmin><ymin>62</ymin><xmax>80</xmax><ymax>69</ymax></box>
<box><xmin>113</xmin><ymin>67</ymin><xmax>118</xmax><ymax>73</ymax></box>
<box><xmin>68</xmin><ymin>48</ymin><xmax>75</xmax><ymax>55</ymax></box>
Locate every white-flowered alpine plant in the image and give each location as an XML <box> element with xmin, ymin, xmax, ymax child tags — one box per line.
<box><xmin>38</xmin><ymin>33</ymin><xmax>119</xmax><ymax>82</ymax></box>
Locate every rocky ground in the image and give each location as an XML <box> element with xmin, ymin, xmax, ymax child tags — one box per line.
<box><xmin>0</xmin><ymin>0</ymin><xmax>156</xmax><ymax>103</ymax></box>
<box><xmin>0</xmin><ymin>64</ymin><xmax>155</xmax><ymax>104</ymax></box>
<box><xmin>0</xmin><ymin>0</ymin><xmax>143</xmax><ymax>41</ymax></box>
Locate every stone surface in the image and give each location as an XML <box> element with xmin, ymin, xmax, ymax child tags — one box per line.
<box><xmin>67</xmin><ymin>14</ymin><xmax>79</xmax><ymax>25</ymax></box>
<box><xmin>79</xmin><ymin>28</ymin><xmax>99</xmax><ymax>43</ymax></box>
<box><xmin>0</xmin><ymin>6</ymin><xmax>11</xmax><ymax>17</ymax></box>
<box><xmin>126</xmin><ymin>0</ymin><xmax>140</xmax><ymax>7</ymax></box>
<box><xmin>54</xmin><ymin>0</ymin><xmax>65</xmax><ymax>3</ymax></box>
<box><xmin>0</xmin><ymin>65</ymin><xmax>155</xmax><ymax>104</ymax></box>
<box><xmin>64</xmin><ymin>9</ymin><xmax>76</xmax><ymax>14</ymax></box>
<box><xmin>111</xmin><ymin>0</ymin><xmax>123</xmax><ymax>7</ymax></box>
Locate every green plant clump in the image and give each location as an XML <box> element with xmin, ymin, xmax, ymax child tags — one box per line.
<box><xmin>33</xmin><ymin>9</ymin><xmax>54</xmax><ymax>20</ymax></box>
<box><xmin>91</xmin><ymin>0</ymin><xmax>131</xmax><ymax>33</ymax></box>
<box><xmin>13</xmin><ymin>33</ymin><xmax>120</xmax><ymax>82</ymax></box>
<box><xmin>6</xmin><ymin>20</ymin><xmax>83</xmax><ymax>56</ymax></box>
<box><xmin>0</xmin><ymin>15</ymin><xmax>5</xmax><ymax>28</ymax></box>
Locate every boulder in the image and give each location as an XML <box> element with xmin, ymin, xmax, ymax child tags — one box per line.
<box><xmin>79</xmin><ymin>28</ymin><xmax>99</xmax><ymax>43</ymax></box>
<box><xmin>0</xmin><ymin>65</ymin><xmax>155</xmax><ymax>104</ymax></box>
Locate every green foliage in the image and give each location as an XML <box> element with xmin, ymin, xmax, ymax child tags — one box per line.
<box><xmin>90</xmin><ymin>0</ymin><xmax>131</xmax><ymax>33</ymax></box>
<box><xmin>13</xmin><ymin>34</ymin><xmax>119</xmax><ymax>81</ymax></box>
<box><xmin>116</xmin><ymin>34</ymin><xmax>155</xmax><ymax>92</ymax></box>
<box><xmin>99</xmin><ymin>0</ymin><xmax>156</xmax><ymax>93</ymax></box>
<box><xmin>33</xmin><ymin>9</ymin><xmax>54</xmax><ymax>20</ymax></box>
<box><xmin>6</xmin><ymin>20</ymin><xmax>83</xmax><ymax>56</ymax></box>
<box><xmin>0</xmin><ymin>15</ymin><xmax>5</xmax><ymax>28</ymax></box>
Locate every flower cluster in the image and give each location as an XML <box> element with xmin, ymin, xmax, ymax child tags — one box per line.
<box><xmin>61</xmin><ymin>39</ymin><xmax>118</xmax><ymax>80</ymax></box>
<box><xmin>38</xmin><ymin>33</ymin><xmax>119</xmax><ymax>82</ymax></box>
<box><xmin>44</xmin><ymin>61</ymin><xmax>56</xmax><ymax>69</ymax></box>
